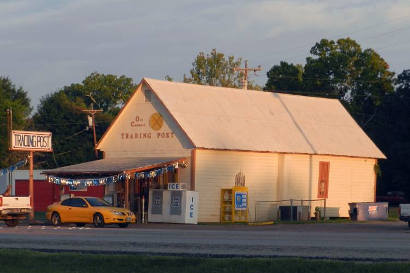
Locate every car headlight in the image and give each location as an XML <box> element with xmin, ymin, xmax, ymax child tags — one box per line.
<box><xmin>111</xmin><ymin>210</ymin><xmax>124</xmax><ymax>215</ymax></box>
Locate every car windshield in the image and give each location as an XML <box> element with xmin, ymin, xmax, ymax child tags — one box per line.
<box><xmin>85</xmin><ymin>197</ymin><xmax>110</xmax><ymax>207</ymax></box>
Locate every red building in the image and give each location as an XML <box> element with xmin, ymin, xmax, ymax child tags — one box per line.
<box><xmin>9</xmin><ymin>170</ymin><xmax>105</xmax><ymax>212</ymax></box>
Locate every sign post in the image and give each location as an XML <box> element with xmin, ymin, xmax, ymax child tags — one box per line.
<box><xmin>10</xmin><ymin>130</ymin><xmax>52</xmax><ymax>221</ymax></box>
<box><xmin>29</xmin><ymin>151</ymin><xmax>34</xmax><ymax>220</ymax></box>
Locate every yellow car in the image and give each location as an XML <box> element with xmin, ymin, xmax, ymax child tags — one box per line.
<box><xmin>46</xmin><ymin>197</ymin><xmax>136</xmax><ymax>228</ymax></box>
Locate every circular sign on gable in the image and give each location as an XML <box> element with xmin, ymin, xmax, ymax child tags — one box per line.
<box><xmin>149</xmin><ymin>113</ymin><xmax>163</xmax><ymax>131</ymax></box>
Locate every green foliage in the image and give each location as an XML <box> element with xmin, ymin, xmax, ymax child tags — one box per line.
<box><xmin>80</xmin><ymin>72</ymin><xmax>136</xmax><ymax>115</ymax></box>
<box><xmin>32</xmin><ymin>72</ymin><xmax>136</xmax><ymax>168</ymax></box>
<box><xmin>265</xmin><ymin>61</ymin><xmax>304</xmax><ymax>92</ymax></box>
<box><xmin>367</xmin><ymin>69</ymin><xmax>410</xmax><ymax>198</ymax></box>
<box><xmin>264</xmin><ymin>37</ymin><xmax>408</xmax><ymax>199</ymax></box>
<box><xmin>184</xmin><ymin>49</ymin><xmax>261</xmax><ymax>90</ymax></box>
<box><xmin>165</xmin><ymin>75</ymin><xmax>174</xmax><ymax>82</ymax></box>
<box><xmin>0</xmin><ymin>77</ymin><xmax>31</xmax><ymax>168</ymax></box>
<box><xmin>265</xmin><ymin>38</ymin><xmax>395</xmax><ymax>125</ymax></box>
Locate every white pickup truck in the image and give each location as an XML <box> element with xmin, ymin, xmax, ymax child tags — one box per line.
<box><xmin>399</xmin><ymin>204</ymin><xmax>410</xmax><ymax>228</ymax></box>
<box><xmin>0</xmin><ymin>195</ymin><xmax>32</xmax><ymax>227</ymax></box>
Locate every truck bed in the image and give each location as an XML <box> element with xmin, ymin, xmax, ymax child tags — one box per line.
<box><xmin>0</xmin><ymin>196</ymin><xmax>31</xmax><ymax>210</ymax></box>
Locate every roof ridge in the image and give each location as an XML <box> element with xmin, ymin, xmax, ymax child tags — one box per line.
<box><xmin>143</xmin><ymin>78</ymin><xmax>340</xmax><ymax>102</ymax></box>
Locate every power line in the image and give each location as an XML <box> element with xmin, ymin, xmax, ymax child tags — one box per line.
<box><xmin>33</xmin><ymin>120</ymin><xmax>107</xmax><ymax>126</ymax></box>
<box><xmin>263</xmin><ymin>14</ymin><xmax>410</xmax><ymax>58</ymax></box>
<box><xmin>266</xmin><ymin>74</ymin><xmax>393</xmax><ymax>84</ymax></box>
<box><xmin>234</xmin><ymin>60</ymin><xmax>262</xmax><ymax>90</ymax></box>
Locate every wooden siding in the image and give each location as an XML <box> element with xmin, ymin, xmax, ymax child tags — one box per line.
<box><xmin>280</xmin><ymin>154</ymin><xmax>312</xmax><ymax>200</ymax></box>
<box><xmin>100</xmin><ymin>83</ymin><xmax>192</xmax><ymax>158</ymax></box>
<box><xmin>281</xmin><ymin>154</ymin><xmax>376</xmax><ymax>217</ymax></box>
<box><xmin>178</xmin><ymin>157</ymin><xmax>192</xmax><ymax>190</ymax></box>
<box><xmin>195</xmin><ymin>149</ymin><xmax>278</xmax><ymax>222</ymax></box>
<box><xmin>312</xmin><ymin>156</ymin><xmax>376</xmax><ymax>217</ymax></box>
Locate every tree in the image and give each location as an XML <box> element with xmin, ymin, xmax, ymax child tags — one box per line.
<box><xmin>367</xmin><ymin>70</ymin><xmax>410</xmax><ymax>198</ymax></box>
<box><xmin>264</xmin><ymin>38</ymin><xmax>408</xmax><ymax>199</ymax></box>
<box><xmin>265</xmin><ymin>61</ymin><xmax>304</xmax><ymax>92</ymax></box>
<box><xmin>265</xmin><ymin>38</ymin><xmax>395</xmax><ymax>126</ymax></box>
<box><xmin>184</xmin><ymin>49</ymin><xmax>261</xmax><ymax>90</ymax></box>
<box><xmin>32</xmin><ymin>73</ymin><xmax>136</xmax><ymax>168</ymax></box>
<box><xmin>79</xmin><ymin>72</ymin><xmax>136</xmax><ymax>116</ymax></box>
<box><xmin>305</xmin><ymin>39</ymin><xmax>394</xmax><ymax>124</ymax></box>
<box><xmin>0</xmin><ymin>77</ymin><xmax>31</xmax><ymax>168</ymax></box>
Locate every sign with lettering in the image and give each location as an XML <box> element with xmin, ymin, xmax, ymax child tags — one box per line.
<box><xmin>151</xmin><ymin>190</ymin><xmax>163</xmax><ymax>215</ymax></box>
<box><xmin>189</xmin><ymin>197</ymin><xmax>195</xmax><ymax>218</ymax></box>
<box><xmin>167</xmin><ymin>183</ymin><xmax>186</xmax><ymax>191</ymax></box>
<box><xmin>11</xmin><ymin>130</ymin><xmax>52</xmax><ymax>152</ymax></box>
<box><xmin>234</xmin><ymin>192</ymin><xmax>247</xmax><ymax>210</ymax></box>
<box><xmin>121</xmin><ymin>111</ymin><xmax>176</xmax><ymax>141</ymax></box>
<box><xmin>170</xmin><ymin>191</ymin><xmax>182</xmax><ymax>215</ymax></box>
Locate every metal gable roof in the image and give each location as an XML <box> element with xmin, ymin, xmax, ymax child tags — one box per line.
<box><xmin>144</xmin><ymin>78</ymin><xmax>385</xmax><ymax>159</ymax></box>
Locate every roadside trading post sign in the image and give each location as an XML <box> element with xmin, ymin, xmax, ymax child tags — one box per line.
<box><xmin>9</xmin><ymin>130</ymin><xmax>53</xmax><ymax>221</ymax></box>
<box><xmin>10</xmin><ymin>130</ymin><xmax>52</xmax><ymax>152</ymax></box>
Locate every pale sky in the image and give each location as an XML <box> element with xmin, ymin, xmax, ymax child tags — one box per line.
<box><xmin>1</xmin><ymin>0</ymin><xmax>409</xmax><ymax>110</ymax></box>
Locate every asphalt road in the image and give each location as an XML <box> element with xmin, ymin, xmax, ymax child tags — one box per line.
<box><xmin>0</xmin><ymin>221</ymin><xmax>409</xmax><ymax>261</ymax></box>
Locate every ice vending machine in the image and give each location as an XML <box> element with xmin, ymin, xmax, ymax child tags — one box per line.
<box><xmin>148</xmin><ymin>189</ymin><xmax>199</xmax><ymax>224</ymax></box>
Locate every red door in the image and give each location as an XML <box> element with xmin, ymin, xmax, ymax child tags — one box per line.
<box><xmin>317</xmin><ymin>162</ymin><xmax>330</xmax><ymax>199</ymax></box>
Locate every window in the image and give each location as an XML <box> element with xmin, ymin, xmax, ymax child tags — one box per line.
<box><xmin>61</xmin><ymin>199</ymin><xmax>72</xmax><ymax>206</ymax></box>
<box><xmin>71</xmin><ymin>198</ymin><xmax>87</xmax><ymax>208</ymax></box>
<box><xmin>85</xmin><ymin>197</ymin><xmax>110</xmax><ymax>207</ymax></box>
<box><xmin>317</xmin><ymin>161</ymin><xmax>330</xmax><ymax>199</ymax></box>
<box><xmin>144</xmin><ymin>89</ymin><xmax>152</xmax><ymax>102</ymax></box>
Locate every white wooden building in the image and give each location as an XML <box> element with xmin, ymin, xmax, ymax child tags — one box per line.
<box><xmin>93</xmin><ymin>78</ymin><xmax>384</xmax><ymax>221</ymax></box>
<box><xmin>46</xmin><ymin>78</ymin><xmax>385</xmax><ymax>222</ymax></box>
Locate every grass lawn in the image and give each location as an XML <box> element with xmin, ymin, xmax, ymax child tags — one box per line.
<box><xmin>0</xmin><ymin>249</ymin><xmax>409</xmax><ymax>273</ymax></box>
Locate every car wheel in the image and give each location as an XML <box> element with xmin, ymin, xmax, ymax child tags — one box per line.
<box><xmin>118</xmin><ymin>223</ymin><xmax>129</xmax><ymax>228</ymax></box>
<box><xmin>75</xmin><ymin>223</ymin><xmax>86</xmax><ymax>227</ymax></box>
<box><xmin>51</xmin><ymin>212</ymin><xmax>61</xmax><ymax>226</ymax></box>
<box><xmin>93</xmin><ymin>213</ymin><xmax>104</xmax><ymax>228</ymax></box>
<box><xmin>4</xmin><ymin>219</ymin><xmax>19</xmax><ymax>227</ymax></box>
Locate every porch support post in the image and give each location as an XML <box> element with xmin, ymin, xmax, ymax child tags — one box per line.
<box><xmin>125</xmin><ymin>174</ymin><xmax>130</xmax><ymax>209</ymax></box>
<box><xmin>190</xmin><ymin>149</ymin><xmax>196</xmax><ymax>191</ymax></box>
<box><xmin>29</xmin><ymin>151</ymin><xmax>34</xmax><ymax>220</ymax></box>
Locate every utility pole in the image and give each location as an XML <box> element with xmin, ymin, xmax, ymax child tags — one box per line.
<box><xmin>6</xmin><ymin>108</ymin><xmax>12</xmax><ymax>196</ymax></box>
<box><xmin>6</xmin><ymin>108</ymin><xmax>12</xmax><ymax>153</ymax></box>
<box><xmin>82</xmin><ymin>94</ymin><xmax>102</xmax><ymax>159</ymax></box>
<box><xmin>234</xmin><ymin>60</ymin><xmax>262</xmax><ymax>90</ymax></box>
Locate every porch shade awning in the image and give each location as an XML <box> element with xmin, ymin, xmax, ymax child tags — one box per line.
<box><xmin>42</xmin><ymin>157</ymin><xmax>187</xmax><ymax>176</ymax></box>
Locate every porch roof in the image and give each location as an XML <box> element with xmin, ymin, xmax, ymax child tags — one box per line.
<box><xmin>42</xmin><ymin>157</ymin><xmax>187</xmax><ymax>176</ymax></box>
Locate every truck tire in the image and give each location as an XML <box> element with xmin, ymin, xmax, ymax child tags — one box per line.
<box><xmin>4</xmin><ymin>219</ymin><xmax>19</xmax><ymax>227</ymax></box>
<box><xmin>51</xmin><ymin>212</ymin><xmax>61</xmax><ymax>226</ymax></box>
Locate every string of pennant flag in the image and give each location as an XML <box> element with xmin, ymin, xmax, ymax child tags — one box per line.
<box><xmin>0</xmin><ymin>159</ymin><xmax>28</xmax><ymax>176</ymax></box>
<box><xmin>48</xmin><ymin>162</ymin><xmax>183</xmax><ymax>187</ymax></box>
